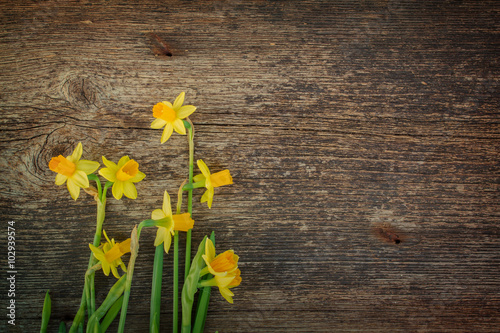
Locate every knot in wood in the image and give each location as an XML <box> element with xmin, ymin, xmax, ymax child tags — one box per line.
<box><xmin>62</xmin><ymin>75</ymin><xmax>101</xmax><ymax>109</ymax></box>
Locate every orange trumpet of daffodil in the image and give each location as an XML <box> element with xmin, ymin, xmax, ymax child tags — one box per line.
<box><xmin>152</xmin><ymin>190</ymin><xmax>194</xmax><ymax>253</ymax></box>
<box><xmin>98</xmin><ymin>156</ymin><xmax>146</xmax><ymax>200</ymax></box>
<box><xmin>194</xmin><ymin>159</ymin><xmax>233</xmax><ymax>209</ymax></box>
<box><xmin>199</xmin><ymin>239</ymin><xmax>241</xmax><ymax>303</ymax></box>
<box><xmin>48</xmin><ymin>142</ymin><xmax>100</xmax><ymax>200</ymax></box>
<box><xmin>89</xmin><ymin>230</ymin><xmax>131</xmax><ymax>279</ymax></box>
<box><xmin>151</xmin><ymin>92</ymin><xmax>197</xmax><ymax>144</ymax></box>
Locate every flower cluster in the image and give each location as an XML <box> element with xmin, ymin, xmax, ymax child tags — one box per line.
<box><xmin>49</xmin><ymin>145</ymin><xmax>145</xmax><ymax>201</ymax></box>
<box><xmin>44</xmin><ymin>91</ymin><xmax>241</xmax><ymax>333</ymax></box>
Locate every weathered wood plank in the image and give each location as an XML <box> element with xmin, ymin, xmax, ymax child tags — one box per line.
<box><xmin>1</xmin><ymin>0</ymin><xmax>499</xmax><ymax>332</ymax></box>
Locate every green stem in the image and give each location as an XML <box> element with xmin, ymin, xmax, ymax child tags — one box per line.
<box><xmin>89</xmin><ymin>198</ymin><xmax>106</xmax><ymax>317</ymax></box>
<box><xmin>69</xmin><ymin>189</ymin><xmax>108</xmax><ymax>332</ymax></box>
<box><xmin>84</xmin><ymin>264</ymin><xmax>101</xmax><ymax>322</ymax></box>
<box><xmin>182</xmin><ymin>180</ymin><xmax>205</xmax><ymax>191</ymax></box>
<box><xmin>87</xmin><ymin>274</ymin><xmax>127</xmax><ymax>333</ymax></box>
<box><xmin>185</xmin><ymin>120</ymin><xmax>194</xmax><ymax>279</ymax></box>
<box><xmin>117</xmin><ymin>226</ymin><xmax>139</xmax><ymax>333</ymax></box>
<box><xmin>173</xmin><ymin>181</ymin><xmax>184</xmax><ymax>333</ymax></box>
<box><xmin>87</xmin><ymin>174</ymin><xmax>102</xmax><ymax>200</ymax></box>
<box><xmin>150</xmin><ymin>244</ymin><xmax>164</xmax><ymax>332</ymax></box>
<box><xmin>192</xmin><ymin>232</ymin><xmax>215</xmax><ymax>333</ymax></box>
<box><xmin>192</xmin><ymin>287</ymin><xmax>211</xmax><ymax>333</ymax></box>
<box><xmin>173</xmin><ymin>231</ymin><xmax>179</xmax><ymax>333</ymax></box>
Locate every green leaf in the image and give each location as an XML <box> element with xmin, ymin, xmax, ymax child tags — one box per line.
<box><xmin>150</xmin><ymin>245</ymin><xmax>164</xmax><ymax>332</ymax></box>
<box><xmin>87</xmin><ymin>274</ymin><xmax>127</xmax><ymax>330</ymax></box>
<box><xmin>181</xmin><ymin>236</ymin><xmax>208</xmax><ymax>333</ymax></box>
<box><xmin>40</xmin><ymin>290</ymin><xmax>51</xmax><ymax>333</ymax></box>
<box><xmin>58</xmin><ymin>322</ymin><xmax>67</xmax><ymax>333</ymax></box>
<box><xmin>100</xmin><ymin>295</ymin><xmax>123</xmax><ymax>332</ymax></box>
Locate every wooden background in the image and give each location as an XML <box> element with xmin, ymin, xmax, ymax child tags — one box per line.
<box><xmin>1</xmin><ymin>0</ymin><xmax>499</xmax><ymax>332</ymax></box>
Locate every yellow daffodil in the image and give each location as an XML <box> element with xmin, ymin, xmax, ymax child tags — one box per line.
<box><xmin>202</xmin><ymin>239</ymin><xmax>239</xmax><ymax>276</ymax></box>
<box><xmin>200</xmin><ymin>239</ymin><xmax>241</xmax><ymax>303</ymax></box>
<box><xmin>151</xmin><ymin>92</ymin><xmax>197</xmax><ymax>144</ymax></box>
<box><xmin>48</xmin><ymin>142</ymin><xmax>100</xmax><ymax>200</ymax></box>
<box><xmin>152</xmin><ymin>190</ymin><xmax>194</xmax><ymax>253</ymax></box>
<box><xmin>89</xmin><ymin>230</ymin><xmax>131</xmax><ymax>279</ymax></box>
<box><xmin>99</xmin><ymin>156</ymin><xmax>146</xmax><ymax>200</ymax></box>
<box><xmin>194</xmin><ymin>159</ymin><xmax>233</xmax><ymax>208</ymax></box>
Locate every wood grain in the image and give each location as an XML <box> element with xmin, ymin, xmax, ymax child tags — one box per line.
<box><xmin>1</xmin><ymin>0</ymin><xmax>499</xmax><ymax>332</ymax></box>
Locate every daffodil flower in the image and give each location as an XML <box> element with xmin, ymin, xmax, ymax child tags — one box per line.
<box><xmin>48</xmin><ymin>142</ymin><xmax>100</xmax><ymax>200</ymax></box>
<box><xmin>151</xmin><ymin>92</ymin><xmax>197</xmax><ymax>144</ymax></box>
<box><xmin>193</xmin><ymin>159</ymin><xmax>233</xmax><ymax>208</ymax></box>
<box><xmin>152</xmin><ymin>190</ymin><xmax>194</xmax><ymax>253</ymax></box>
<box><xmin>89</xmin><ymin>230</ymin><xmax>131</xmax><ymax>279</ymax></box>
<box><xmin>199</xmin><ymin>239</ymin><xmax>241</xmax><ymax>303</ymax></box>
<box><xmin>98</xmin><ymin>156</ymin><xmax>146</xmax><ymax>200</ymax></box>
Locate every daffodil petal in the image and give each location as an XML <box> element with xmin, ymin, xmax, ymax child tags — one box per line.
<box><xmin>205</xmin><ymin>239</ymin><xmax>216</xmax><ymax>262</ymax></box>
<box><xmin>200</xmin><ymin>190</ymin><xmax>209</xmax><ymax>203</ymax></box>
<box><xmin>101</xmin><ymin>262</ymin><xmax>111</xmax><ymax>276</ymax></box>
<box><xmin>103</xmin><ymin>230</ymin><xmax>112</xmax><ymax>244</ymax></box>
<box><xmin>70</xmin><ymin>142</ymin><xmax>83</xmax><ymax>162</ymax></box>
<box><xmin>112</xmin><ymin>181</ymin><xmax>124</xmax><ymax>200</ymax></box>
<box><xmin>207</xmin><ymin>187</ymin><xmax>214</xmax><ymax>208</ymax></box>
<box><xmin>173</xmin><ymin>92</ymin><xmax>185</xmax><ymax>110</ymax></box>
<box><xmin>110</xmin><ymin>265</ymin><xmax>120</xmax><ymax>279</ymax></box>
<box><xmin>161</xmin><ymin>101</ymin><xmax>173</xmax><ymax>109</ymax></box>
<box><xmin>172</xmin><ymin>118</ymin><xmax>186</xmax><ymax>135</ymax></box>
<box><xmin>161</xmin><ymin>123</ymin><xmax>174</xmax><ymax>143</ymax></box>
<box><xmin>130</xmin><ymin>171</ymin><xmax>145</xmax><ymax>183</ymax></box>
<box><xmin>207</xmin><ymin>264</ymin><xmax>227</xmax><ymax>277</ymax></box>
<box><xmin>122</xmin><ymin>181</ymin><xmax>137</xmax><ymax>199</ymax></box>
<box><xmin>219</xmin><ymin>287</ymin><xmax>235</xmax><ymax>304</ymax></box>
<box><xmin>177</xmin><ymin>105</ymin><xmax>196</xmax><ymax>119</ymax></box>
<box><xmin>193</xmin><ymin>174</ymin><xmax>205</xmax><ymax>183</ymax></box>
<box><xmin>151</xmin><ymin>118</ymin><xmax>167</xmax><ymax>129</ymax></box>
<box><xmin>154</xmin><ymin>227</ymin><xmax>167</xmax><ymax>247</ymax></box>
<box><xmin>162</xmin><ymin>191</ymin><xmax>172</xmax><ymax>217</ymax></box>
<box><xmin>201</xmin><ymin>187</ymin><xmax>214</xmax><ymax>208</ymax></box>
<box><xmin>72</xmin><ymin>170</ymin><xmax>90</xmax><ymax>188</ymax></box>
<box><xmin>55</xmin><ymin>173</ymin><xmax>67</xmax><ymax>185</ymax></box>
<box><xmin>102</xmin><ymin>156</ymin><xmax>117</xmax><ymax>169</ymax></box>
<box><xmin>228</xmin><ymin>270</ymin><xmax>242</xmax><ymax>288</ymax></box>
<box><xmin>77</xmin><ymin>160</ymin><xmax>100</xmax><ymax>175</ymax></box>
<box><xmin>66</xmin><ymin>178</ymin><xmax>81</xmax><ymax>200</ymax></box>
<box><xmin>197</xmin><ymin>159</ymin><xmax>211</xmax><ymax>178</ymax></box>
<box><xmin>163</xmin><ymin>232</ymin><xmax>172</xmax><ymax>253</ymax></box>
<box><xmin>117</xmin><ymin>156</ymin><xmax>130</xmax><ymax>169</ymax></box>
<box><xmin>152</xmin><ymin>209</ymin><xmax>167</xmax><ymax>220</ymax></box>
<box><xmin>215</xmin><ymin>275</ymin><xmax>236</xmax><ymax>288</ymax></box>
<box><xmin>202</xmin><ymin>254</ymin><xmax>211</xmax><ymax>268</ymax></box>
<box><xmin>89</xmin><ymin>244</ymin><xmax>105</xmax><ymax>262</ymax></box>
<box><xmin>99</xmin><ymin>167</ymin><xmax>117</xmax><ymax>182</ymax></box>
